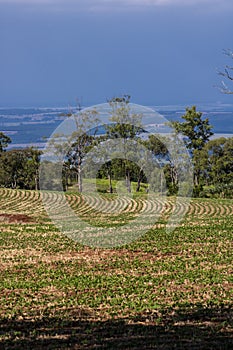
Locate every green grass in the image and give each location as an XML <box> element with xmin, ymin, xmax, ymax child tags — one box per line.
<box><xmin>0</xmin><ymin>188</ymin><xmax>232</xmax><ymax>349</ymax></box>
<box><xmin>68</xmin><ymin>177</ymin><xmax>149</xmax><ymax>194</ymax></box>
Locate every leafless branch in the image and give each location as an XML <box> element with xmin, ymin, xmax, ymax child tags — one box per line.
<box><xmin>214</xmin><ymin>81</ymin><xmax>233</xmax><ymax>95</ymax></box>
<box><xmin>223</xmin><ymin>48</ymin><xmax>233</xmax><ymax>58</ymax></box>
<box><xmin>218</xmin><ymin>67</ymin><xmax>233</xmax><ymax>81</ymax></box>
<box><xmin>216</xmin><ymin>49</ymin><xmax>233</xmax><ymax>94</ymax></box>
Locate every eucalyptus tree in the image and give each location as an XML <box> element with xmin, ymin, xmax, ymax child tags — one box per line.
<box><xmin>106</xmin><ymin>95</ymin><xmax>144</xmax><ymax>193</ymax></box>
<box><xmin>169</xmin><ymin>106</ymin><xmax>213</xmax><ymax>194</ymax></box>
<box><xmin>137</xmin><ymin>135</ymin><xmax>168</xmax><ymax>193</ymax></box>
<box><xmin>0</xmin><ymin>148</ymin><xmax>41</xmax><ymax>189</ymax></box>
<box><xmin>44</xmin><ymin>108</ymin><xmax>99</xmax><ymax>192</ymax></box>
<box><xmin>199</xmin><ymin>137</ymin><xmax>233</xmax><ymax>197</ymax></box>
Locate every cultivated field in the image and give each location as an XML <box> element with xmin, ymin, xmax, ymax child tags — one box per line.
<box><xmin>0</xmin><ymin>188</ymin><xmax>232</xmax><ymax>349</ymax></box>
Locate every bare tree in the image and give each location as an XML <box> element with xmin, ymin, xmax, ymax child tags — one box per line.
<box><xmin>216</xmin><ymin>49</ymin><xmax>233</xmax><ymax>94</ymax></box>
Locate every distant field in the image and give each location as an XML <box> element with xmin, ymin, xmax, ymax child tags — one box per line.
<box><xmin>2</xmin><ymin>105</ymin><xmax>233</xmax><ymax>149</ymax></box>
<box><xmin>0</xmin><ymin>188</ymin><xmax>232</xmax><ymax>349</ymax></box>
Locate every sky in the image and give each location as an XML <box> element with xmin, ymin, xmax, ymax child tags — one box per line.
<box><xmin>0</xmin><ymin>0</ymin><xmax>233</xmax><ymax>107</ymax></box>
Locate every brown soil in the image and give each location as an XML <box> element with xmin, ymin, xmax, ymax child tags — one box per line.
<box><xmin>0</xmin><ymin>213</ymin><xmax>34</xmax><ymax>223</ymax></box>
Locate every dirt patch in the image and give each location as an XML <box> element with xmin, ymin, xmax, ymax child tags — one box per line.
<box><xmin>0</xmin><ymin>213</ymin><xmax>34</xmax><ymax>224</ymax></box>
<box><xmin>0</xmin><ymin>247</ymin><xmax>179</xmax><ymax>269</ymax></box>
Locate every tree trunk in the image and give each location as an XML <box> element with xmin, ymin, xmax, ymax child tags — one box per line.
<box><xmin>194</xmin><ymin>171</ymin><xmax>199</xmax><ymax>187</ymax></box>
<box><xmin>125</xmin><ymin>169</ymin><xmax>131</xmax><ymax>193</ymax></box>
<box><xmin>108</xmin><ymin>173</ymin><xmax>113</xmax><ymax>193</ymax></box>
<box><xmin>136</xmin><ymin>169</ymin><xmax>143</xmax><ymax>192</ymax></box>
<box><xmin>12</xmin><ymin>175</ymin><xmax>17</xmax><ymax>189</ymax></box>
<box><xmin>171</xmin><ymin>166</ymin><xmax>178</xmax><ymax>187</ymax></box>
<box><xmin>78</xmin><ymin>166</ymin><xmax>82</xmax><ymax>193</ymax></box>
<box><xmin>35</xmin><ymin>176</ymin><xmax>38</xmax><ymax>191</ymax></box>
<box><xmin>160</xmin><ymin>170</ymin><xmax>163</xmax><ymax>194</ymax></box>
<box><xmin>65</xmin><ymin>175</ymin><xmax>68</xmax><ymax>192</ymax></box>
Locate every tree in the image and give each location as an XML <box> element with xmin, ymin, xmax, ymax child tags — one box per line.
<box><xmin>0</xmin><ymin>132</ymin><xmax>11</xmax><ymax>152</ymax></box>
<box><xmin>142</xmin><ymin>135</ymin><xmax>168</xmax><ymax>193</ymax></box>
<box><xmin>0</xmin><ymin>148</ymin><xmax>41</xmax><ymax>189</ymax></box>
<box><xmin>67</xmin><ymin>132</ymin><xmax>96</xmax><ymax>193</ymax></box>
<box><xmin>24</xmin><ymin>148</ymin><xmax>42</xmax><ymax>190</ymax></box>
<box><xmin>199</xmin><ymin>137</ymin><xmax>233</xmax><ymax>197</ymax></box>
<box><xmin>169</xmin><ymin>106</ymin><xmax>213</xmax><ymax>194</ymax></box>
<box><xmin>216</xmin><ymin>49</ymin><xmax>233</xmax><ymax>94</ymax></box>
<box><xmin>45</xmin><ymin>108</ymin><xmax>99</xmax><ymax>193</ymax></box>
<box><xmin>106</xmin><ymin>95</ymin><xmax>143</xmax><ymax>193</ymax></box>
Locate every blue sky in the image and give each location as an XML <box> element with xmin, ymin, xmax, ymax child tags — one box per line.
<box><xmin>0</xmin><ymin>0</ymin><xmax>233</xmax><ymax>107</ymax></box>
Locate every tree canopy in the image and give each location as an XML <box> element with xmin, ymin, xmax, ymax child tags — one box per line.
<box><xmin>169</xmin><ymin>106</ymin><xmax>213</xmax><ymax>194</ymax></box>
<box><xmin>0</xmin><ymin>104</ymin><xmax>232</xmax><ymax>198</ymax></box>
<box><xmin>169</xmin><ymin>106</ymin><xmax>213</xmax><ymax>154</ymax></box>
<box><xmin>0</xmin><ymin>132</ymin><xmax>11</xmax><ymax>152</ymax></box>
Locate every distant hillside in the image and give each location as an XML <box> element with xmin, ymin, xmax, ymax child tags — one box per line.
<box><xmin>1</xmin><ymin>104</ymin><xmax>232</xmax><ymax>149</ymax></box>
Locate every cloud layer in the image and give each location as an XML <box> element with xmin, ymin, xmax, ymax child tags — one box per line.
<box><xmin>0</xmin><ymin>0</ymin><xmax>232</xmax><ymax>12</ymax></box>
<box><xmin>0</xmin><ymin>0</ymin><xmax>230</xmax><ymax>5</ymax></box>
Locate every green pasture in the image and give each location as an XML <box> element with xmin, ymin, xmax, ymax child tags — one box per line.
<box><xmin>0</xmin><ymin>188</ymin><xmax>232</xmax><ymax>349</ymax></box>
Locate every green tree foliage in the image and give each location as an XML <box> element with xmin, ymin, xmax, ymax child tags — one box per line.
<box><xmin>169</xmin><ymin>106</ymin><xmax>213</xmax><ymax>195</ymax></box>
<box><xmin>67</xmin><ymin>109</ymin><xmax>99</xmax><ymax>193</ymax></box>
<box><xmin>39</xmin><ymin>160</ymin><xmax>67</xmax><ymax>192</ymax></box>
<box><xmin>46</xmin><ymin>108</ymin><xmax>99</xmax><ymax>193</ymax></box>
<box><xmin>0</xmin><ymin>148</ymin><xmax>41</xmax><ymax>189</ymax></box>
<box><xmin>0</xmin><ymin>105</ymin><xmax>231</xmax><ymax>199</ymax></box>
<box><xmin>170</xmin><ymin>106</ymin><xmax>213</xmax><ymax>153</ymax></box>
<box><xmin>142</xmin><ymin>135</ymin><xmax>168</xmax><ymax>193</ymax></box>
<box><xmin>106</xmin><ymin>95</ymin><xmax>143</xmax><ymax>193</ymax></box>
<box><xmin>67</xmin><ymin>133</ymin><xmax>96</xmax><ymax>193</ymax></box>
<box><xmin>199</xmin><ymin>137</ymin><xmax>233</xmax><ymax>197</ymax></box>
<box><xmin>0</xmin><ymin>132</ymin><xmax>11</xmax><ymax>152</ymax></box>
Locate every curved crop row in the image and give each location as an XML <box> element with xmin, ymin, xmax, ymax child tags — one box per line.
<box><xmin>0</xmin><ymin>189</ymin><xmax>232</xmax><ymax>226</ymax></box>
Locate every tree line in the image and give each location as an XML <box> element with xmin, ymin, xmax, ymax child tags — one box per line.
<box><xmin>0</xmin><ymin>135</ymin><xmax>41</xmax><ymax>190</ymax></box>
<box><xmin>0</xmin><ymin>98</ymin><xmax>232</xmax><ymax>198</ymax></box>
